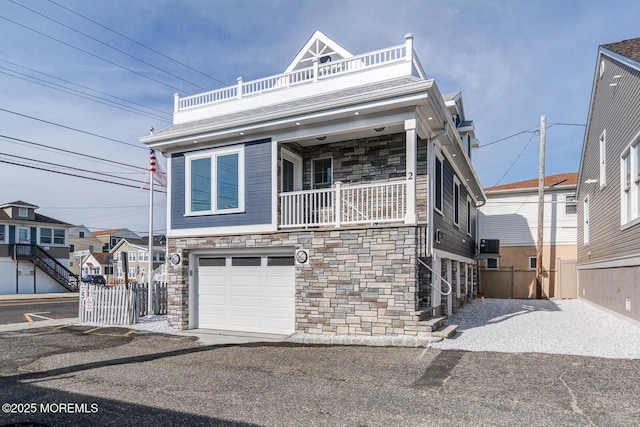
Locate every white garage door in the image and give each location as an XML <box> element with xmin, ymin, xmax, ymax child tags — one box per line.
<box><xmin>197</xmin><ymin>254</ymin><xmax>295</xmax><ymax>335</ymax></box>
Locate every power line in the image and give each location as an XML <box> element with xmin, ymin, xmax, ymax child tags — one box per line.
<box><xmin>0</xmin><ymin>152</ymin><xmax>148</xmax><ymax>185</ymax></box>
<box><xmin>0</xmin><ymin>108</ymin><xmax>145</xmax><ymax>150</ymax></box>
<box><xmin>0</xmin><ymin>158</ymin><xmax>166</xmax><ymax>193</ymax></box>
<box><xmin>0</xmin><ymin>14</ymin><xmax>189</xmax><ymax>94</ymax></box>
<box><xmin>47</xmin><ymin>0</ymin><xmax>228</xmax><ymax>87</ymax></box>
<box><xmin>0</xmin><ymin>67</ymin><xmax>170</xmax><ymax>123</ymax></box>
<box><xmin>0</xmin><ymin>134</ymin><xmax>145</xmax><ymax>171</ymax></box>
<box><xmin>9</xmin><ymin>0</ymin><xmax>209</xmax><ymax>93</ymax></box>
<box><xmin>476</xmin><ymin>122</ymin><xmax>586</xmax><ymax>149</ymax></box>
<box><xmin>490</xmin><ymin>131</ymin><xmax>538</xmax><ymax>188</ymax></box>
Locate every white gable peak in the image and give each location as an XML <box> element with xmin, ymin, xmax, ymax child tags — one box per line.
<box><xmin>285</xmin><ymin>30</ymin><xmax>353</xmax><ymax>73</ymax></box>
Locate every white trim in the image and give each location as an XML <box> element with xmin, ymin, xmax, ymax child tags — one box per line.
<box><xmin>271</xmin><ymin>139</ymin><xmax>279</xmax><ymax>232</ymax></box>
<box><xmin>184</xmin><ymin>145</ymin><xmax>245</xmax><ymax>216</ymax></box>
<box><xmin>527</xmin><ymin>256</ymin><xmax>537</xmax><ymax>271</ymax></box>
<box><xmin>466</xmin><ymin>196</ymin><xmax>472</xmax><ymax>237</ymax></box>
<box><xmin>281</xmin><ymin>147</ymin><xmax>303</xmax><ymax>191</ymax></box>
<box><xmin>168</xmin><ymin>223</ymin><xmax>278</xmax><ymax>238</ymax></box>
<box><xmin>18</xmin><ymin>207</ymin><xmax>28</xmax><ymax>218</ymax></box>
<box><xmin>166</xmin><ymin>153</ymin><xmax>173</xmax><ymax>239</ymax></box>
<box><xmin>599</xmin><ymin>129</ymin><xmax>607</xmax><ymax>189</ymax></box>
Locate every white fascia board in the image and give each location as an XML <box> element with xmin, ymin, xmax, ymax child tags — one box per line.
<box><xmin>168</xmin><ymin>223</ymin><xmax>278</xmax><ymax>238</ymax></box>
<box><xmin>485</xmin><ymin>184</ymin><xmax>577</xmax><ymax>196</ymax></box>
<box><xmin>144</xmin><ymin>87</ymin><xmax>434</xmax><ymax>152</ymax></box>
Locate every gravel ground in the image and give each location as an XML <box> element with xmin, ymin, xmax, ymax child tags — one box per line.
<box><xmin>430</xmin><ymin>298</ymin><xmax>640</xmax><ymax>359</ymax></box>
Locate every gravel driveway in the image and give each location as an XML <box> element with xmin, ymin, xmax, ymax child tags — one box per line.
<box><xmin>430</xmin><ymin>298</ymin><xmax>640</xmax><ymax>359</ymax></box>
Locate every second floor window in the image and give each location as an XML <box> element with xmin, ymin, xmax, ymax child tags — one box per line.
<box><xmin>565</xmin><ymin>195</ymin><xmax>577</xmax><ymax>214</ymax></box>
<box><xmin>186</xmin><ymin>147</ymin><xmax>245</xmax><ymax>215</ymax></box>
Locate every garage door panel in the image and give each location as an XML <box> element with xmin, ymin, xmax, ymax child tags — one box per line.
<box><xmin>197</xmin><ymin>255</ymin><xmax>295</xmax><ymax>334</ymax></box>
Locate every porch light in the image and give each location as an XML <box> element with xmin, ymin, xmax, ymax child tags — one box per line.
<box><xmin>374</xmin><ymin>127</ymin><xmax>385</xmax><ymax>132</ymax></box>
<box><xmin>316</xmin><ymin>136</ymin><xmax>327</xmax><ymax>141</ymax></box>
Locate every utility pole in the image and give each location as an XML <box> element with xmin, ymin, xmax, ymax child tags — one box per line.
<box><xmin>536</xmin><ymin>116</ymin><xmax>546</xmax><ymax>299</ymax></box>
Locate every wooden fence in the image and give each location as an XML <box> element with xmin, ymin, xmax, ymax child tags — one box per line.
<box><xmin>78</xmin><ymin>281</ymin><xmax>168</xmax><ymax>325</ymax></box>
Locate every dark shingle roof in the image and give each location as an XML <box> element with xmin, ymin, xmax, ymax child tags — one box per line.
<box><xmin>602</xmin><ymin>37</ymin><xmax>640</xmax><ymax>62</ymax></box>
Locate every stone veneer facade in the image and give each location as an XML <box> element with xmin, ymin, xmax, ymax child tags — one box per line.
<box><xmin>166</xmin><ymin>225</ymin><xmax>434</xmax><ymax>336</ymax></box>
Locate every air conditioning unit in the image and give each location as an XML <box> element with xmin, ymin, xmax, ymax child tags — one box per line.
<box><xmin>480</xmin><ymin>239</ymin><xmax>500</xmax><ymax>253</ymax></box>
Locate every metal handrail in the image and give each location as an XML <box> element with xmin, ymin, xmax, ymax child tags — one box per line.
<box><xmin>417</xmin><ymin>257</ymin><xmax>452</xmax><ymax>296</ymax></box>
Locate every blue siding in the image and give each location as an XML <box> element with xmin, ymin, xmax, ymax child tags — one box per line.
<box><xmin>171</xmin><ymin>139</ymin><xmax>272</xmax><ymax>229</ymax></box>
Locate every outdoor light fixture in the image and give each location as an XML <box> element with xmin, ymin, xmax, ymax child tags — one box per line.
<box><xmin>374</xmin><ymin>127</ymin><xmax>385</xmax><ymax>132</ymax></box>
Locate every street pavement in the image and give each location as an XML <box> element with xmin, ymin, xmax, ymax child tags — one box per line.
<box><xmin>0</xmin><ymin>321</ymin><xmax>639</xmax><ymax>426</ymax></box>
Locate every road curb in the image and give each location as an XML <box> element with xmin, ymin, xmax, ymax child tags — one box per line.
<box><xmin>0</xmin><ymin>293</ymin><xmax>78</xmax><ymax>301</ymax></box>
<box><xmin>0</xmin><ymin>317</ymin><xmax>79</xmax><ymax>332</ymax></box>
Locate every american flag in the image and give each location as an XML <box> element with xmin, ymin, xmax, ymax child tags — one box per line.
<box><xmin>148</xmin><ymin>149</ymin><xmax>167</xmax><ymax>189</ymax></box>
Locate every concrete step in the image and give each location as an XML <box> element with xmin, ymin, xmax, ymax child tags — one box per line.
<box><xmin>431</xmin><ymin>324</ymin><xmax>459</xmax><ymax>339</ymax></box>
<box><xmin>420</xmin><ymin>316</ymin><xmax>446</xmax><ymax>332</ymax></box>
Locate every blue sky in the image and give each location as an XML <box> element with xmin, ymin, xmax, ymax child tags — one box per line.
<box><xmin>0</xmin><ymin>0</ymin><xmax>639</xmax><ymax>234</ymax></box>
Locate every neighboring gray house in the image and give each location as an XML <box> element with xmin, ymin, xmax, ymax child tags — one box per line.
<box><xmin>0</xmin><ymin>201</ymin><xmax>77</xmax><ymax>294</ymax></box>
<box><xmin>141</xmin><ymin>31</ymin><xmax>486</xmax><ymax>338</ymax></box>
<box><xmin>577</xmin><ymin>37</ymin><xmax>640</xmax><ymax>325</ymax></box>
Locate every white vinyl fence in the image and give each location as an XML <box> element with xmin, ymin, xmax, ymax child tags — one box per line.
<box><xmin>78</xmin><ymin>282</ymin><xmax>168</xmax><ymax>326</ymax></box>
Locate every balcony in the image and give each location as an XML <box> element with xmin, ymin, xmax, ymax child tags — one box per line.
<box><xmin>279</xmin><ymin>180</ymin><xmax>407</xmax><ymax>228</ymax></box>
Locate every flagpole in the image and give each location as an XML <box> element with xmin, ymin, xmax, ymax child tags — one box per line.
<box><xmin>148</xmin><ymin>150</ymin><xmax>154</xmax><ymax>315</ymax></box>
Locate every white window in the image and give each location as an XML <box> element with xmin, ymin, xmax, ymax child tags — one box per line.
<box><xmin>599</xmin><ymin>130</ymin><xmax>606</xmax><ymax>188</ymax></box>
<box><xmin>583</xmin><ymin>195</ymin><xmax>590</xmax><ymax>245</ymax></box>
<box><xmin>528</xmin><ymin>256</ymin><xmax>537</xmax><ymax>270</ymax></box>
<box><xmin>40</xmin><ymin>228</ymin><xmax>52</xmax><ymax>245</ymax></box>
<box><xmin>18</xmin><ymin>207</ymin><xmax>28</xmax><ymax>218</ymax></box>
<box><xmin>312</xmin><ymin>158</ymin><xmax>332</xmax><ymax>189</ymax></box>
<box><xmin>435</xmin><ymin>152</ymin><xmax>443</xmax><ymax>214</ymax></box>
<box><xmin>453</xmin><ymin>176</ymin><xmax>460</xmax><ymax>227</ymax></box>
<box><xmin>139</xmin><ymin>251</ymin><xmax>148</xmax><ymax>262</ymax></box>
<box><xmin>54</xmin><ymin>229</ymin><xmax>65</xmax><ymax>245</ymax></box>
<box><xmin>486</xmin><ymin>258</ymin><xmax>499</xmax><ymax>269</ymax></box>
<box><xmin>128</xmin><ymin>252</ymin><xmax>136</xmax><ymax>262</ymax></box>
<box><xmin>566</xmin><ymin>195</ymin><xmax>577</xmax><ymax>214</ymax></box>
<box><xmin>0</xmin><ymin>224</ymin><xmax>5</xmax><ymax>242</ymax></box>
<box><xmin>185</xmin><ymin>146</ymin><xmax>245</xmax><ymax>215</ymax></box>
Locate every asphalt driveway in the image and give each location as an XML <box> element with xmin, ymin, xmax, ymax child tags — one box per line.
<box><xmin>1</xmin><ymin>321</ymin><xmax>639</xmax><ymax>426</ymax></box>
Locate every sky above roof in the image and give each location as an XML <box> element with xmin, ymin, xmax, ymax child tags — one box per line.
<box><xmin>1</xmin><ymin>0</ymin><xmax>638</xmax><ymax>233</ymax></box>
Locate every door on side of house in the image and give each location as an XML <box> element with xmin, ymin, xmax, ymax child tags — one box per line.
<box><xmin>196</xmin><ymin>254</ymin><xmax>295</xmax><ymax>335</ymax></box>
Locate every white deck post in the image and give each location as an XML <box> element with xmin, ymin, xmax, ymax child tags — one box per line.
<box><xmin>237</xmin><ymin>77</ymin><xmax>243</xmax><ymax>99</ymax></box>
<box><xmin>173</xmin><ymin>93</ymin><xmax>180</xmax><ymax>114</ymax></box>
<box><xmin>334</xmin><ymin>181</ymin><xmax>342</xmax><ymax>228</ymax></box>
<box><xmin>405</xmin><ymin>118</ymin><xmax>417</xmax><ymax>224</ymax></box>
<box><xmin>405</xmin><ymin>33</ymin><xmax>413</xmax><ymax>62</ymax></box>
<box><xmin>312</xmin><ymin>58</ymin><xmax>319</xmax><ymax>82</ymax></box>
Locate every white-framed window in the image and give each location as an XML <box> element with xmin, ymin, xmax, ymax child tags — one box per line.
<box><xmin>565</xmin><ymin>194</ymin><xmax>577</xmax><ymax>215</ymax></box>
<box><xmin>599</xmin><ymin>130</ymin><xmax>607</xmax><ymax>188</ymax></box>
<box><xmin>583</xmin><ymin>195</ymin><xmax>590</xmax><ymax>245</ymax></box>
<box><xmin>486</xmin><ymin>258</ymin><xmax>499</xmax><ymax>269</ymax></box>
<box><xmin>139</xmin><ymin>250</ymin><xmax>148</xmax><ymax>262</ymax></box>
<box><xmin>619</xmin><ymin>134</ymin><xmax>640</xmax><ymax>227</ymax></box>
<box><xmin>18</xmin><ymin>207</ymin><xmax>28</xmax><ymax>218</ymax></box>
<box><xmin>453</xmin><ymin>175</ymin><xmax>460</xmax><ymax>227</ymax></box>
<box><xmin>185</xmin><ymin>146</ymin><xmax>245</xmax><ymax>215</ymax></box>
<box><xmin>129</xmin><ymin>267</ymin><xmax>137</xmax><ymax>277</ymax></box>
<box><xmin>0</xmin><ymin>224</ymin><xmax>6</xmax><ymax>242</ymax></box>
<box><xmin>312</xmin><ymin>157</ymin><xmax>332</xmax><ymax>189</ymax></box>
<box><xmin>466</xmin><ymin>197</ymin><xmax>473</xmax><ymax>236</ymax></box>
<box><xmin>128</xmin><ymin>252</ymin><xmax>136</xmax><ymax>262</ymax></box>
<box><xmin>79</xmin><ymin>231</ymin><xmax>85</xmax><ymax>238</ymax></box>
<box><xmin>528</xmin><ymin>256</ymin><xmax>537</xmax><ymax>270</ymax></box>
<box><xmin>40</xmin><ymin>228</ymin><xmax>52</xmax><ymax>245</ymax></box>
<box><xmin>435</xmin><ymin>152</ymin><xmax>443</xmax><ymax>214</ymax></box>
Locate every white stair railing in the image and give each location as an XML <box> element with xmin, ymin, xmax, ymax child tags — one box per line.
<box><xmin>417</xmin><ymin>257</ymin><xmax>452</xmax><ymax>296</ymax></box>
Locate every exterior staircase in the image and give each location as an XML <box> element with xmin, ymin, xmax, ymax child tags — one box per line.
<box><xmin>13</xmin><ymin>244</ymin><xmax>79</xmax><ymax>292</ymax></box>
<box><xmin>416</xmin><ymin>256</ymin><xmax>459</xmax><ymax>339</ymax></box>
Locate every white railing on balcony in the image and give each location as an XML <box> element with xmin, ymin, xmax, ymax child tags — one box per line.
<box><xmin>279</xmin><ymin>180</ymin><xmax>407</xmax><ymax>228</ymax></box>
<box><xmin>176</xmin><ymin>42</ymin><xmax>409</xmax><ymax>112</ymax></box>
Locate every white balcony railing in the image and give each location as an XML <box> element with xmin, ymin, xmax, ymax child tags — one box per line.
<box><xmin>279</xmin><ymin>180</ymin><xmax>407</xmax><ymax>228</ymax></box>
<box><xmin>176</xmin><ymin>42</ymin><xmax>410</xmax><ymax>113</ymax></box>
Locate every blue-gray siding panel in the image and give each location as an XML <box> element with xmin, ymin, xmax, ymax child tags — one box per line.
<box><xmin>171</xmin><ymin>139</ymin><xmax>272</xmax><ymax>229</ymax></box>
